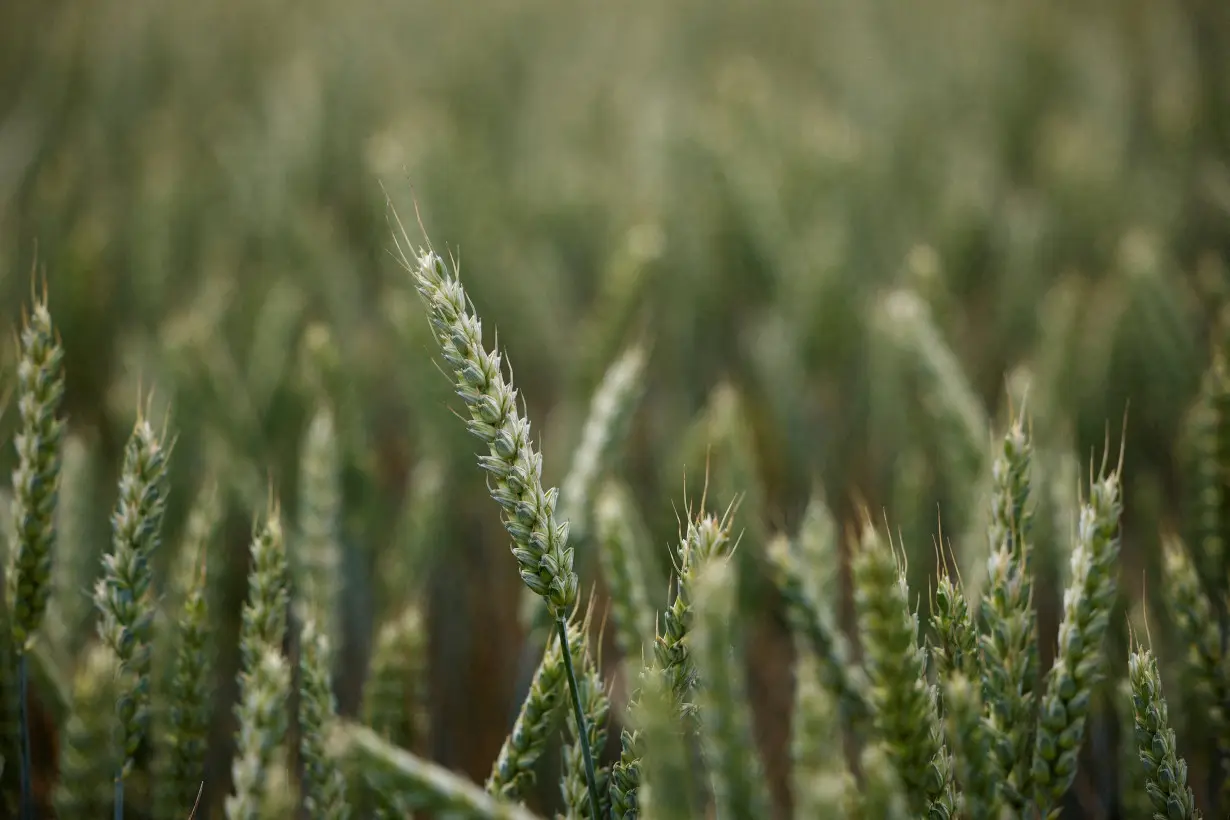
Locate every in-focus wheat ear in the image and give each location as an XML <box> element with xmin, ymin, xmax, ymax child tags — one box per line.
<box><xmin>1031</xmin><ymin>444</ymin><xmax>1123</xmax><ymax>817</ymax></box>
<box><xmin>978</xmin><ymin>412</ymin><xmax>1037</xmax><ymax>809</ymax></box>
<box><xmin>93</xmin><ymin>408</ymin><xmax>171</xmax><ymax>818</ymax></box>
<box><xmin>391</xmin><ymin>219</ymin><xmax>577</xmax><ymax>618</ymax></box>
<box><xmin>391</xmin><ymin>204</ymin><xmax>602</xmax><ymax>814</ymax></box>
<box><xmin>1128</xmin><ymin>628</ymin><xmax>1202</xmax><ymax>820</ymax></box>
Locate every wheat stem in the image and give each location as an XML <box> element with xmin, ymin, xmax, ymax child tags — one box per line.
<box><xmin>557</xmin><ymin>616</ymin><xmax>602</xmax><ymax>820</ymax></box>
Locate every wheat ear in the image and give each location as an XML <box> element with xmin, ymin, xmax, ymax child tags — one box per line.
<box><xmin>299</xmin><ymin>613</ymin><xmax>351</xmax><ymax>819</ymax></box>
<box><xmin>392</xmin><ymin>215</ymin><xmax>600</xmax><ymax>814</ymax></box>
<box><xmin>851</xmin><ymin>520</ymin><xmax>947</xmax><ymax>814</ymax></box>
<box><xmin>7</xmin><ymin>294</ymin><xmax>65</xmax><ymax>820</ymax></box>
<box><xmin>977</xmin><ymin>414</ymin><xmax>1037</xmax><ymax>809</ymax></box>
<box><xmin>1030</xmin><ymin>453</ymin><xmax>1123</xmax><ymax>816</ymax></box>
<box><xmin>1128</xmin><ymin>640</ymin><xmax>1202</xmax><ymax>820</ymax></box>
<box><xmin>226</xmin><ymin>511</ymin><xmax>291</xmax><ymax>820</ymax></box>
<box><xmin>94</xmin><ymin>412</ymin><xmax>171</xmax><ymax>818</ymax></box>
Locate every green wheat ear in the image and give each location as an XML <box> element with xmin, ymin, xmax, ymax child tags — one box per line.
<box><xmin>790</xmin><ymin>645</ymin><xmax>850</xmax><ymax>817</ymax></box>
<box><xmin>8</xmin><ymin>294</ymin><xmax>66</xmax><ymax>651</ymax></box>
<box><xmin>53</xmin><ymin>643</ymin><xmax>122</xmax><ymax>818</ymax></box>
<box><xmin>299</xmin><ymin>613</ymin><xmax>351</xmax><ymax>820</ymax></box>
<box><xmin>94</xmin><ymin>410</ymin><xmax>171</xmax><ymax>810</ymax></box>
<box><xmin>852</xmin><ymin>520</ymin><xmax>947</xmax><ymax>813</ymax></box>
<box><xmin>767</xmin><ymin>526</ymin><xmax>869</xmax><ymax>727</ymax></box>
<box><xmin>393</xmin><ymin>229</ymin><xmax>577</xmax><ymax>618</ymax></box>
<box><xmin>1160</xmin><ymin>532</ymin><xmax>1230</xmax><ymax>810</ymax></box>
<box><xmin>297</xmin><ymin>402</ymin><xmax>343</xmax><ymax>649</ymax></box>
<box><xmin>363</xmin><ymin>602</ymin><xmax>429</xmax><ymax>752</ymax></box>
<box><xmin>486</xmin><ymin>613</ymin><xmax>582</xmax><ymax>802</ymax></box>
<box><xmin>155</xmin><ymin>542</ymin><xmax>214</xmax><ymax>820</ymax></box>
<box><xmin>929</xmin><ymin>544</ymin><xmax>976</xmax><ymax>681</ymax></box>
<box><xmin>978</xmin><ymin>414</ymin><xmax>1037</xmax><ymax>810</ymax></box>
<box><xmin>227</xmin><ymin>509</ymin><xmax>291</xmax><ymax>820</ymax></box>
<box><xmin>844</xmin><ymin>742</ymin><xmax>909</xmax><ymax>820</ymax></box>
<box><xmin>1128</xmin><ymin>638</ymin><xmax>1202</xmax><ymax>820</ymax></box>
<box><xmin>593</xmin><ymin>479</ymin><xmax>656</xmax><ymax>664</ymax></box>
<box><xmin>226</xmin><ymin>648</ymin><xmax>292</xmax><ymax>820</ymax></box>
<box><xmin>1031</xmin><ymin>451</ymin><xmax>1123</xmax><ymax>817</ymax></box>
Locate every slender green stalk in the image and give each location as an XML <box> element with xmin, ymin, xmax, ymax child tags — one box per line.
<box><xmin>655</xmin><ymin>509</ymin><xmax>735</xmax><ymax>714</ymax></box>
<box><xmin>47</xmin><ymin>433</ymin><xmax>97</xmax><ymax>666</ymax></box>
<box><xmin>628</xmin><ymin>665</ymin><xmax>692</xmax><ymax>820</ymax></box>
<box><xmin>557</xmin><ymin>617</ymin><xmax>602</xmax><ymax>820</ymax></box>
<box><xmin>560</xmin><ymin>608</ymin><xmax>610</xmax><ymax>819</ymax></box>
<box><xmin>844</xmin><ymin>743</ymin><xmax>910</xmax><ymax>820</ymax></box>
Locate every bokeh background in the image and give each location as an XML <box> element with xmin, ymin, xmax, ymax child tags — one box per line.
<box><xmin>1</xmin><ymin>0</ymin><xmax>1229</xmax><ymax>816</ymax></box>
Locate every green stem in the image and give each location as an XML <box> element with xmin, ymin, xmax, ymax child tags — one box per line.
<box><xmin>115</xmin><ymin>770</ymin><xmax>124</xmax><ymax>820</ymax></box>
<box><xmin>19</xmin><ymin>655</ymin><xmax>32</xmax><ymax>820</ymax></box>
<box><xmin>557</xmin><ymin>617</ymin><xmax>602</xmax><ymax>819</ymax></box>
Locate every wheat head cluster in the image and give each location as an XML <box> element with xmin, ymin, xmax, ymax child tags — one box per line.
<box><xmin>0</xmin><ymin>204</ymin><xmax>1227</xmax><ymax>820</ymax></box>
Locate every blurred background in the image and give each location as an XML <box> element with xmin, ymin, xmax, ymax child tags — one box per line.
<box><xmin>1</xmin><ymin>0</ymin><xmax>1228</xmax><ymax>816</ymax></box>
